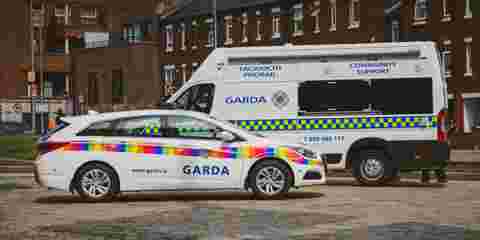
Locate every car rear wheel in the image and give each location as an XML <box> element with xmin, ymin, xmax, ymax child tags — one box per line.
<box><xmin>249</xmin><ymin>160</ymin><xmax>293</xmax><ymax>199</ymax></box>
<box><xmin>352</xmin><ymin>149</ymin><xmax>394</xmax><ymax>185</ymax></box>
<box><xmin>75</xmin><ymin>163</ymin><xmax>118</xmax><ymax>202</ymax></box>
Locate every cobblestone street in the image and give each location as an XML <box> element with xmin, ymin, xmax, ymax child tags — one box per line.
<box><xmin>0</xmin><ymin>177</ymin><xmax>479</xmax><ymax>239</ymax></box>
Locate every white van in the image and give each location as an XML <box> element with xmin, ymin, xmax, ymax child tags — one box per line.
<box><xmin>166</xmin><ymin>42</ymin><xmax>450</xmax><ymax>185</ymax></box>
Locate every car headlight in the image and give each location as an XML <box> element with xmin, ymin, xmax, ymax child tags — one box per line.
<box><xmin>288</xmin><ymin>146</ymin><xmax>318</xmax><ymax>159</ymax></box>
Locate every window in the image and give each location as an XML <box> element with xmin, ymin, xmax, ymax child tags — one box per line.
<box><xmin>225</xmin><ymin>16</ymin><xmax>233</xmax><ymax>45</ymax></box>
<box><xmin>329</xmin><ymin>0</ymin><xmax>337</xmax><ymax>31</ymax></box>
<box><xmin>465</xmin><ymin>37</ymin><xmax>473</xmax><ymax>76</ymax></box>
<box><xmin>414</xmin><ymin>0</ymin><xmax>428</xmax><ymax>22</ymax></box>
<box><xmin>311</xmin><ymin>1</ymin><xmax>321</xmax><ymax>33</ymax></box>
<box><xmin>115</xmin><ymin>116</ymin><xmax>166</xmax><ymax>137</ymax></box>
<box><xmin>392</xmin><ymin>20</ymin><xmax>400</xmax><ymax>42</ymax></box>
<box><xmin>87</xmin><ymin>72</ymin><xmax>98</xmax><ymax>105</ymax></box>
<box><xmin>442</xmin><ymin>0</ymin><xmax>451</xmax><ymax>21</ymax></box>
<box><xmin>298</xmin><ymin>78</ymin><xmax>433</xmax><ymax>115</ymax></box>
<box><xmin>348</xmin><ymin>0</ymin><xmax>360</xmax><ymax>28</ymax></box>
<box><xmin>78</xmin><ymin>121</ymin><xmax>115</xmax><ymax>137</ymax></box>
<box><xmin>466</xmin><ymin>0</ymin><xmax>472</xmax><ymax>18</ymax></box>
<box><xmin>165</xmin><ymin>25</ymin><xmax>174</xmax><ymax>52</ymax></box>
<box><xmin>80</xmin><ymin>7</ymin><xmax>97</xmax><ymax>25</ymax></box>
<box><xmin>180</xmin><ymin>23</ymin><xmax>186</xmax><ymax>50</ymax></box>
<box><xmin>54</xmin><ymin>5</ymin><xmax>70</xmax><ymax>25</ymax></box>
<box><xmin>241</xmin><ymin>13</ymin><xmax>248</xmax><ymax>42</ymax></box>
<box><xmin>272</xmin><ymin>7</ymin><xmax>281</xmax><ymax>38</ymax></box>
<box><xmin>164</xmin><ymin>65</ymin><xmax>176</xmax><ymax>96</ymax></box>
<box><xmin>166</xmin><ymin>116</ymin><xmax>219</xmax><ymax>139</ymax></box>
<box><xmin>256</xmin><ymin>11</ymin><xmax>263</xmax><ymax>40</ymax></box>
<box><xmin>181</xmin><ymin>64</ymin><xmax>187</xmax><ymax>84</ymax></box>
<box><xmin>442</xmin><ymin>41</ymin><xmax>452</xmax><ymax>78</ymax></box>
<box><xmin>44</xmin><ymin>80</ymin><xmax>53</xmax><ymax>98</ymax></box>
<box><xmin>292</xmin><ymin>4</ymin><xmax>304</xmax><ymax>36</ymax></box>
<box><xmin>192</xmin><ymin>20</ymin><xmax>198</xmax><ymax>49</ymax></box>
<box><xmin>206</xmin><ymin>18</ymin><xmax>214</xmax><ymax>47</ymax></box>
<box><xmin>112</xmin><ymin>69</ymin><xmax>124</xmax><ymax>104</ymax></box>
<box><xmin>173</xmin><ymin>84</ymin><xmax>215</xmax><ymax>114</ymax></box>
<box><xmin>464</xmin><ymin>97</ymin><xmax>480</xmax><ymax>133</ymax></box>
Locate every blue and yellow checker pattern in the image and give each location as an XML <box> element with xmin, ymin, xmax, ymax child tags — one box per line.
<box><xmin>231</xmin><ymin>115</ymin><xmax>437</xmax><ymax>131</ymax></box>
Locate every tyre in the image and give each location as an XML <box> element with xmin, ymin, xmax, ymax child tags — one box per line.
<box><xmin>74</xmin><ymin>163</ymin><xmax>119</xmax><ymax>202</ymax></box>
<box><xmin>352</xmin><ymin>149</ymin><xmax>394</xmax><ymax>186</ymax></box>
<box><xmin>249</xmin><ymin>160</ymin><xmax>293</xmax><ymax>199</ymax></box>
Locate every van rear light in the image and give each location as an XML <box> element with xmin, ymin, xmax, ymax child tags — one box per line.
<box><xmin>437</xmin><ymin>109</ymin><xmax>448</xmax><ymax>143</ymax></box>
<box><xmin>37</xmin><ymin>142</ymin><xmax>69</xmax><ymax>156</ymax></box>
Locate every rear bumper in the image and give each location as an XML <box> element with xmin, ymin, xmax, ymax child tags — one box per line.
<box><xmin>388</xmin><ymin>140</ymin><xmax>450</xmax><ymax>170</ymax></box>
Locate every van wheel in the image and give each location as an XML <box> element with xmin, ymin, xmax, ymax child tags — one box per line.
<box><xmin>249</xmin><ymin>160</ymin><xmax>293</xmax><ymax>199</ymax></box>
<box><xmin>352</xmin><ymin>150</ymin><xmax>393</xmax><ymax>185</ymax></box>
<box><xmin>74</xmin><ymin>163</ymin><xmax>118</xmax><ymax>202</ymax></box>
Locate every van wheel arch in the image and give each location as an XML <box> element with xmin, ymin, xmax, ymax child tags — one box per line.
<box><xmin>346</xmin><ymin>138</ymin><xmax>392</xmax><ymax>169</ymax></box>
<box><xmin>244</xmin><ymin>158</ymin><xmax>295</xmax><ymax>191</ymax></box>
<box><xmin>69</xmin><ymin>161</ymin><xmax>120</xmax><ymax>194</ymax></box>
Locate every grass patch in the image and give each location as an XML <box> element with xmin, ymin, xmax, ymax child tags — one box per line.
<box><xmin>0</xmin><ymin>135</ymin><xmax>37</xmax><ymax>160</ymax></box>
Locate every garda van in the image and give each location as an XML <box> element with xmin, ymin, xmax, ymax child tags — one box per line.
<box><xmin>166</xmin><ymin>42</ymin><xmax>450</xmax><ymax>185</ymax></box>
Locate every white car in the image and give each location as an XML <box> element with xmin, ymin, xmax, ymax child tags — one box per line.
<box><xmin>34</xmin><ymin>110</ymin><xmax>327</xmax><ymax>201</ymax></box>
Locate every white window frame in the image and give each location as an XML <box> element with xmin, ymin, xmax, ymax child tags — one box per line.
<box><xmin>224</xmin><ymin>15</ymin><xmax>233</xmax><ymax>45</ymax></box>
<box><xmin>413</xmin><ymin>0</ymin><xmax>428</xmax><ymax>25</ymax></box>
<box><xmin>465</xmin><ymin>37</ymin><xmax>473</xmax><ymax>76</ymax></box>
<box><xmin>442</xmin><ymin>40</ymin><xmax>452</xmax><ymax>78</ymax></box>
<box><xmin>329</xmin><ymin>0</ymin><xmax>337</xmax><ymax>31</ymax></box>
<box><xmin>80</xmin><ymin>7</ymin><xmax>97</xmax><ymax>18</ymax></box>
<box><xmin>311</xmin><ymin>1</ymin><xmax>321</xmax><ymax>34</ymax></box>
<box><xmin>391</xmin><ymin>20</ymin><xmax>400</xmax><ymax>42</ymax></box>
<box><xmin>241</xmin><ymin>13</ymin><xmax>248</xmax><ymax>43</ymax></box>
<box><xmin>164</xmin><ymin>65</ymin><xmax>176</xmax><ymax>95</ymax></box>
<box><xmin>180</xmin><ymin>23</ymin><xmax>186</xmax><ymax>50</ymax></box>
<box><xmin>441</xmin><ymin>0</ymin><xmax>451</xmax><ymax>22</ymax></box>
<box><xmin>272</xmin><ymin>7</ymin><xmax>281</xmax><ymax>39</ymax></box>
<box><xmin>256</xmin><ymin>11</ymin><xmax>262</xmax><ymax>41</ymax></box>
<box><xmin>206</xmin><ymin>18</ymin><xmax>214</xmax><ymax>48</ymax></box>
<box><xmin>165</xmin><ymin>25</ymin><xmax>174</xmax><ymax>52</ymax></box>
<box><xmin>348</xmin><ymin>0</ymin><xmax>360</xmax><ymax>29</ymax></box>
<box><xmin>465</xmin><ymin>0</ymin><xmax>472</xmax><ymax>18</ymax></box>
<box><xmin>192</xmin><ymin>20</ymin><xmax>198</xmax><ymax>50</ymax></box>
<box><xmin>181</xmin><ymin>64</ymin><xmax>187</xmax><ymax>84</ymax></box>
<box><xmin>292</xmin><ymin>4</ymin><xmax>304</xmax><ymax>36</ymax></box>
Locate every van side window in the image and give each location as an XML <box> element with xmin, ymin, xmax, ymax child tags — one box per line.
<box><xmin>371</xmin><ymin>78</ymin><xmax>433</xmax><ymax>114</ymax></box>
<box><xmin>174</xmin><ymin>84</ymin><xmax>215</xmax><ymax>114</ymax></box>
<box><xmin>298</xmin><ymin>78</ymin><xmax>433</xmax><ymax>115</ymax></box>
<box><xmin>299</xmin><ymin>80</ymin><xmax>371</xmax><ymax>113</ymax></box>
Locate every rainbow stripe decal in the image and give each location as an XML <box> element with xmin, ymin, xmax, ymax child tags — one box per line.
<box><xmin>62</xmin><ymin>142</ymin><xmax>322</xmax><ymax>167</ymax></box>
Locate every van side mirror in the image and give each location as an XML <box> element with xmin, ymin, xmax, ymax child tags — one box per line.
<box><xmin>216</xmin><ymin>130</ymin><xmax>236</xmax><ymax>142</ymax></box>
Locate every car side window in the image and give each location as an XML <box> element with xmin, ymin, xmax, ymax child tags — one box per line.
<box><xmin>174</xmin><ymin>84</ymin><xmax>215</xmax><ymax>114</ymax></box>
<box><xmin>77</xmin><ymin>121</ymin><xmax>115</xmax><ymax>137</ymax></box>
<box><xmin>114</xmin><ymin>116</ymin><xmax>167</xmax><ymax>137</ymax></box>
<box><xmin>167</xmin><ymin>116</ymin><xmax>219</xmax><ymax>140</ymax></box>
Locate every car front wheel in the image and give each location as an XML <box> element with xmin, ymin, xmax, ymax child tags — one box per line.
<box><xmin>75</xmin><ymin>163</ymin><xmax>118</xmax><ymax>202</ymax></box>
<box><xmin>352</xmin><ymin>149</ymin><xmax>394</xmax><ymax>185</ymax></box>
<box><xmin>249</xmin><ymin>160</ymin><xmax>293</xmax><ymax>199</ymax></box>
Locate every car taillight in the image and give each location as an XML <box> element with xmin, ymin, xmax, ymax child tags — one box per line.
<box><xmin>37</xmin><ymin>142</ymin><xmax>69</xmax><ymax>156</ymax></box>
<box><xmin>437</xmin><ymin>109</ymin><xmax>448</xmax><ymax>143</ymax></box>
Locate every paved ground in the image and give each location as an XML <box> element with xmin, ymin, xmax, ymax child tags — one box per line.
<box><xmin>0</xmin><ymin>176</ymin><xmax>479</xmax><ymax>240</ymax></box>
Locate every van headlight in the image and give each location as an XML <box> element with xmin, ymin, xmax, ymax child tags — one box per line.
<box><xmin>288</xmin><ymin>146</ymin><xmax>318</xmax><ymax>159</ymax></box>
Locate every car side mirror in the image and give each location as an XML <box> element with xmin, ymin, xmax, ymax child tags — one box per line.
<box><xmin>216</xmin><ymin>130</ymin><xmax>236</xmax><ymax>142</ymax></box>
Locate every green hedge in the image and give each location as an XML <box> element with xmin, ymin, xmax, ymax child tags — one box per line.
<box><xmin>0</xmin><ymin>135</ymin><xmax>37</xmax><ymax>160</ymax></box>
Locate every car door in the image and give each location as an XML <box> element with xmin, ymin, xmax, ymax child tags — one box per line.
<box><xmin>165</xmin><ymin>115</ymin><xmax>243</xmax><ymax>189</ymax></box>
<box><xmin>104</xmin><ymin>115</ymin><xmax>181</xmax><ymax>191</ymax></box>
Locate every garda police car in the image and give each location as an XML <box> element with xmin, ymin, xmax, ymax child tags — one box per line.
<box><xmin>34</xmin><ymin>110</ymin><xmax>326</xmax><ymax>201</ymax></box>
<box><xmin>167</xmin><ymin>42</ymin><xmax>450</xmax><ymax>185</ymax></box>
